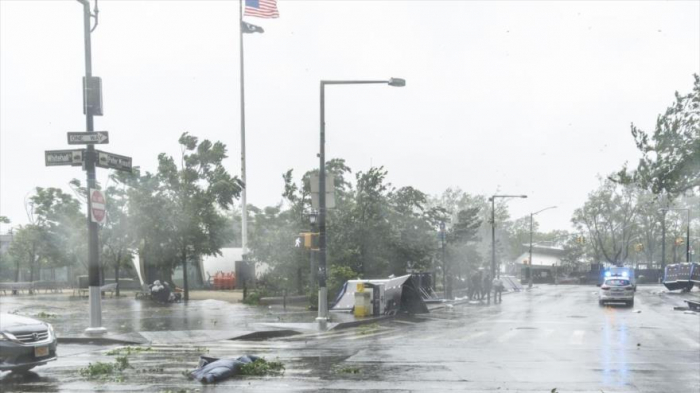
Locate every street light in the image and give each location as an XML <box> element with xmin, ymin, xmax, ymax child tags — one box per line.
<box><xmin>528</xmin><ymin>206</ymin><xmax>557</xmax><ymax>289</ymax></box>
<box><xmin>659</xmin><ymin>208</ymin><xmax>691</xmax><ymax>263</ymax></box>
<box><xmin>489</xmin><ymin>194</ymin><xmax>527</xmax><ymax>278</ymax></box>
<box><xmin>317</xmin><ymin>78</ymin><xmax>405</xmax><ymax>329</ymax></box>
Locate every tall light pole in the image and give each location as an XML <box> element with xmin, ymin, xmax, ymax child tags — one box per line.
<box><xmin>76</xmin><ymin>0</ymin><xmax>106</xmax><ymax>336</ymax></box>
<box><xmin>528</xmin><ymin>206</ymin><xmax>556</xmax><ymax>289</ymax></box>
<box><xmin>317</xmin><ymin>78</ymin><xmax>405</xmax><ymax>329</ymax></box>
<box><xmin>489</xmin><ymin>194</ymin><xmax>527</xmax><ymax>278</ymax></box>
<box><xmin>660</xmin><ymin>208</ymin><xmax>691</xmax><ymax>263</ymax></box>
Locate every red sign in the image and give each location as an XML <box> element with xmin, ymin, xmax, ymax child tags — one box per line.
<box><xmin>90</xmin><ymin>189</ymin><xmax>106</xmax><ymax>224</ymax></box>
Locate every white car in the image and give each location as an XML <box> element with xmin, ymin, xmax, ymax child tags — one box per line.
<box><xmin>599</xmin><ymin>278</ymin><xmax>634</xmax><ymax>307</ymax></box>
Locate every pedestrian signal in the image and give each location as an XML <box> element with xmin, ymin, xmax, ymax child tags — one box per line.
<box><xmin>299</xmin><ymin>232</ymin><xmax>319</xmax><ymax>249</ymax></box>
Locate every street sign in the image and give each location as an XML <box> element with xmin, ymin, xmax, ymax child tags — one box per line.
<box><xmin>310</xmin><ymin>174</ymin><xmax>335</xmax><ymax>209</ymax></box>
<box><xmin>67</xmin><ymin>131</ymin><xmax>109</xmax><ymax>145</ymax></box>
<box><xmin>45</xmin><ymin>149</ymin><xmax>84</xmax><ymax>167</ymax></box>
<box><xmin>96</xmin><ymin>150</ymin><xmax>132</xmax><ymax>173</ymax></box>
<box><xmin>90</xmin><ymin>189</ymin><xmax>106</xmax><ymax>224</ymax></box>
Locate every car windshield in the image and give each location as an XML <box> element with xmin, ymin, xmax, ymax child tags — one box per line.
<box><xmin>605</xmin><ymin>279</ymin><xmax>631</xmax><ymax>286</ymax></box>
<box><xmin>0</xmin><ymin>1</ymin><xmax>698</xmax><ymax>391</ymax></box>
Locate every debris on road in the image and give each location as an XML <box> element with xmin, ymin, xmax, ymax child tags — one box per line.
<box><xmin>187</xmin><ymin>355</ymin><xmax>284</xmax><ymax>383</ymax></box>
<box><xmin>632</xmin><ymin>310</ymin><xmax>641</xmax><ymax>313</ymax></box>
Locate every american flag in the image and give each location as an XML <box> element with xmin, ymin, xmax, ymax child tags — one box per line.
<box><xmin>244</xmin><ymin>0</ymin><xmax>279</xmax><ymax>19</ymax></box>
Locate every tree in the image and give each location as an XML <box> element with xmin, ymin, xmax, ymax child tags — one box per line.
<box><xmin>572</xmin><ymin>178</ymin><xmax>639</xmax><ymax>266</ymax></box>
<box><xmin>157</xmin><ymin>133</ymin><xmax>242</xmax><ymax>301</ymax></box>
<box><xmin>25</xmin><ymin>187</ymin><xmax>84</xmax><ymax>282</ymax></box>
<box><xmin>100</xmin><ymin>173</ymin><xmax>138</xmax><ymax>296</ymax></box>
<box><xmin>618</xmin><ymin>74</ymin><xmax>700</xmax><ymax>197</ymax></box>
<box><xmin>8</xmin><ymin>225</ymin><xmax>44</xmax><ymax>293</ymax></box>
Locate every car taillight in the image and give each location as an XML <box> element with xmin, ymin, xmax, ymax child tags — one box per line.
<box><xmin>601</xmin><ymin>286</ymin><xmax>610</xmax><ymax>290</ymax></box>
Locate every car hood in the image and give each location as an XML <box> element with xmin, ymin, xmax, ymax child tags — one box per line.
<box><xmin>0</xmin><ymin>313</ymin><xmax>48</xmax><ymax>333</ymax></box>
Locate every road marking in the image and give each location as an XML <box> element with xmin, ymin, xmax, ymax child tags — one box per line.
<box><xmin>497</xmin><ymin>329</ymin><xmax>519</xmax><ymax>343</ymax></box>
<box><xmin>456</xmin><ymin>330</ymin><xmax>488</xmax><ymax>341</ymax></box>
<box><xmin>570</xmin><ymin>330</ymin><xmax>586</xmax><ymax>345</ymax></box>
<box><xmin>540</xmin><ymin>328</ymin><xmax>555</xmax><ymax>339</ymax></box>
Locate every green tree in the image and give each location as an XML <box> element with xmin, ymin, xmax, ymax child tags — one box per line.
<box><xmin>99</xmin><ymin>173</ymin><xmax>138</xmax><ymax>296</ymax></box>
<box><xmin>26</xmin><ymin>187</ymin><xmax>84</xmax><ymax>281</ymax></box>
<box><xmin>572</xmin><ymin>178</ymin><xmax>639</xmax><ymax>266</ymax></box>
<box><xmin>618</xmin><ymin>74</ymin><xmax>700</xmax><ymax>197</ymax></box>
<box><xmin>157</xmin><ymin>133</ymin><xmax>242</xmax><ymax>301</ymax></box>
<box><xmin>8</xmin><ymin>225</ymin><xmax>45</xmax><ymax>293</ymax></box>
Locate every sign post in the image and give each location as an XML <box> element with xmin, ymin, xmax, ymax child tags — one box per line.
<box><xmin>42</xmin><ymin>0</ymin><xmax>134</xmax><ymax>337</ymax></box>
<box><xmin>67</xmin><ymin>131</ymin><xmax>109</xmax><ymax>145</ymax></box>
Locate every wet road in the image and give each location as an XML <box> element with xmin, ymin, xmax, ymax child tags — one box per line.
<box><xmin>1</xmin><ymin>285</ymin><xmax>698</xmax><ymax>392</ymax></box>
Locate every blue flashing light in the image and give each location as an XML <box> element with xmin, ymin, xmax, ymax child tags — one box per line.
<box><xmin>621</xmin><ymin>271</ymin><xmax>628</xmax><ymax>277</ymax></box>
<box><xmin>604</xmin><ymin>271</ymin><xmax>611</xmax><ymax>277</ymax></box>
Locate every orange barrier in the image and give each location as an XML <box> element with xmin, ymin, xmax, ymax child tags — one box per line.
<box><xmin>213</xmin><ymin>271</ymin><xmax>236</xmax><ymax>290</ymax></box>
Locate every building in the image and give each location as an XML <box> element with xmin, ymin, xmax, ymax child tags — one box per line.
<box><xmin>512</xmin><ymin>244</ymin><xmax>565</xmax><ymax>284</ymax></box>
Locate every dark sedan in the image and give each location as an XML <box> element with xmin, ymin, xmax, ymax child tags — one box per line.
<box><xmin>0</xmin><ymin>313</ymin><xmax>57</xmax><ymax>373</ymax></box>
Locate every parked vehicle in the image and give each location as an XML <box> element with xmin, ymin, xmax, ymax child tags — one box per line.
<box><xmin>599</xmin><ymin>278</ymin><xmax>635</xmax><ymax>307</ymax></box>
<box><xmin>0</xmin><ymin>313</ymin><xmax>58</xmax><ymax>373</ymax></box>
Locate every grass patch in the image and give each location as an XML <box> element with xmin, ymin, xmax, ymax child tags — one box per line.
<box><xmin>106</xmin><ymin>346</ymin><xmax>153</xmax><ymax>356</ymax></box>
<box><xmin>357</xmin><ymin>323</ymin><xmax>379</xmax><ymax>335</ymax></box>
<box><xmin>335</xmin><ymin>366</ymin><xmax>361</xmax><ymax>374</ymax></box>
<box><xmin>35</xmin><ymin>311</ymin><xmax>57</xmax><ymax>319</ymax></box>
<box><xmin>239</xmin><ymin>358</ymin><xmax>285</xmax><ymax>376</ymax></box>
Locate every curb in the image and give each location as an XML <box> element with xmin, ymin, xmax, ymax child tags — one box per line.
<box><xmin>230</xmin><ymin>329</ymin><xmax>302</xmax><ymax>341</ymax></box>
<box><xmin>330</xmin><ymin>315</ymin><xmax>395</xmax><ymax>330</ymax></box>
<box><xmin>57</xmin><ymin>336</ymin><xmax>146</xmax><ymax>345</ymax></box>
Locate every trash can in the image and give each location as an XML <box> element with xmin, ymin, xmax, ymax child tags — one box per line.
<box><xmin>354</xmin><ymin>290</ymin><xmax>371</xmax><ymax>317</ymax></box>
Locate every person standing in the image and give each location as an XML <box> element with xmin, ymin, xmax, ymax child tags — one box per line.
<box><xmin>470</xmin><ymin>271</ymin><xmax>482</xmax><ymax>300</ymax></box>
<box><xmin>482</xmin><ymin>272</ymin><xmax>492</xmax><ymax>304</ymax></box>
<box><xmin>492</xmin><ymin>275</ymin><xmax>504</xmax><ymax>303</ymax></box>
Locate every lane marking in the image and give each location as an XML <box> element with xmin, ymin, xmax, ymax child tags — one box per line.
<box><xmin>570</xmin><ymin>330</ymin><xmax>586</xmax><ymax>345</ymax></box>
<box><xmin>497</xmin><ymin>329</ymin><xmax>519</xmax><ymax>343</ymax></box>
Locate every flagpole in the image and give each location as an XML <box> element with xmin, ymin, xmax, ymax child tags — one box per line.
<box><xmin>239</xmin><ymin>0</ymin><xmax>249</xmax><ymax>262</ymax></box>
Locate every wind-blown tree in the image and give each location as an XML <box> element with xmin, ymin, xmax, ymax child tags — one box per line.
<box><xmin>99</xmin><ymin>172</ymin><xmax>138</xmax><ymax>296</ymax></box>
<box><xmin>26</xmin><ymin>187</ymin><xmax>84</xmax><ymax>282</ymax></box>
<box><xmin>157</xmin><ymin>133</ymin><xmax>242</xmax><ymax>301</ymax></box>
<box><xmin>621</xmin><ymin>75</ymin><xmax>700</xmax><ymax>197</ymax></box>
<box><xmin>446</xmin><ymin>207</ymin><xmax>482</xmax><ymax>297</ymax></box>
<box><xmin>572</xmin><ymin>178</ymin><xmax>639</xmax><ymax>266</ymax></box>
<box><xmin>7</xmin><ymin>225</ymin><xmax>44</xmax><ymax>293</ymax></box>
<box><xmin>350</xmin><ymin>167</ymin><xmax>393</xmax><ymax>277</ymax></box>
<box><xmin>386</xmin><ymin>186</ymin><xmax>437</xmax><ymax>276</ymax></box>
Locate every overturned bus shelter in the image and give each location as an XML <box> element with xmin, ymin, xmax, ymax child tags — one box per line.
<box><xmin>331</xmin><ymin>274</ymin><xmax>429</xmax><ymax>315</ymax></box>
<box><xmin>663</xmin><ymin>263</ymin><xmax>700</xmax><ymax>291</ymax></box>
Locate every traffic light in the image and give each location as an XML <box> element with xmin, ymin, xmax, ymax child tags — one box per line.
<box><xmin>299</xmin><ymin>232</ymin><xmax>320</xmax><ymax>250</ymax></box>
<box><xmin>675</xmin><ymin>237</ymin><xmax>684</xmax><ymax>246</ymax></box>
<box><xmin>634</xmin><ymin>243</ymin><xmax>644</xmax><ymax>252</ymax></box>
<box><xmin>576</xmin><ymin>236</ymin><xmax>586</xmax><ymax>244</ymax></box>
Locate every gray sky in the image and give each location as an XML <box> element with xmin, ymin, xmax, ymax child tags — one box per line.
<box><xmin>1</xmin><ymin>0</ymin><xmax>699</xmax><ymax>233</ymax></box>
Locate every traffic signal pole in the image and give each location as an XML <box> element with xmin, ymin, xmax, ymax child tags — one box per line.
<box><xmin>78</xmin><ymin>0</ymin><xmax>106</xmax><ymax>336</ymax></box>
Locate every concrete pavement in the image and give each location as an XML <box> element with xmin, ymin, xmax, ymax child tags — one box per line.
<box><xmin>1</xmin><ymin>285</ymin><xmax>698</xmax><ymax>392</ymax></box>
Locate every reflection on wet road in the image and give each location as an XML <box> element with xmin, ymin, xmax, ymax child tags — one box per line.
<box><xmin>1</xmin><ymin>285</ymin><xmax>698</xmax><ymax>392</ymax></box>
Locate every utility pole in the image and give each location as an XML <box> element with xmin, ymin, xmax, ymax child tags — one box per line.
<box><xmin>316</xmin><ymin>78</ymin><xmax>404</xmax><ymax>330</ymax></box>
<box><xmin>489</xmin><ymin>194</ymin><xmax>527</xmax><ymax>279</ymax></box>
<box><xmin>77</xmin><ymin>0</ymin><xmax>106</xmax><ymax>336</ymax></box>
<box><xmin>440</xmin><ymin>221</ymin><xmax>448</xmax><ymax>299</ymax></box>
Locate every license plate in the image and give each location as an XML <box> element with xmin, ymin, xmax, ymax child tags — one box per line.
<box><xmin>34</xmin><ymin>346</ymin><xmax>49</xmax><ymax>358</ymax></box>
